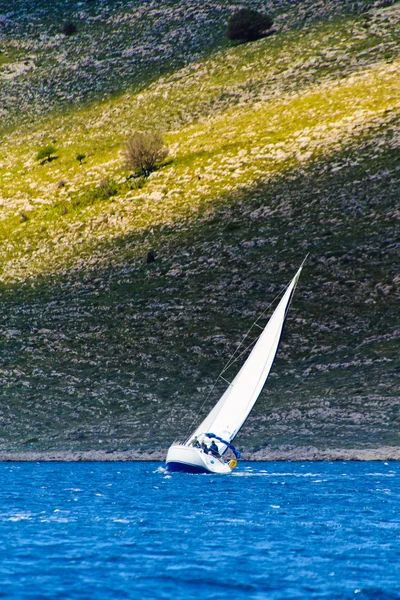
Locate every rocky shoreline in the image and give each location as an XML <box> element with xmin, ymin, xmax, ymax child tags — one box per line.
<box><xmin>1</xmin><ymin>447</ymin><xmax>400</xmax><ymax>462</ymax></box>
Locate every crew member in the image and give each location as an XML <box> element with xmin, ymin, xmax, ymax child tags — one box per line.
<box><xmin>209</xmin><ymin>439</ymin><xmax>220</xmax><ymax>458</ymax></box>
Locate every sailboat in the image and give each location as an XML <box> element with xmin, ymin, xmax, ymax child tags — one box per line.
<box><xmin>166</xmin><ymin>260</ymin><xmax>305</xmax><ymax>474</ymax></box>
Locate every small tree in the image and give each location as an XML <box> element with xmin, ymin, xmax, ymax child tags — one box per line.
<box><xmin>36</xmin><ymin>145</ymin><xmax>57</xmax><ymax>163</ymax></box>
<box><xmin>76</xmin><ymin>153</ymin><xmax>86</xmax><ymax>165</ymax></box>
<box><xmin>227</xmin><ymin>9</ymin><xmax>274</xmax><ymax>42</ymax></box>
<box><xmin>122</xmin><ymin>131</ymin><xmax>168</xmax><ymax>178</ymax></box>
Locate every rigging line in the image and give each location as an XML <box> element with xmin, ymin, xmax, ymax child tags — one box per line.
<box><xmin>184</xmin><ymin>377</ymin><xmax>220</xmax><ymax>441</ymax></box>
<box><xmin>227</xmin><ymin>264</ymin><xmax>306</xmax><ymax>430</ymax></box>
<box><xmin>184</xmin><ymin>280</ymin><xmax>289</xmax><ymax>441</ymax></box>
<box><xmin>220</xmin><ymin>334</ymin><xmax>259</xmax><ymax>376</ymax></box>
<box><xmin>220</xmin><ymin>275</ymin><xmax>300</xmax><ymax>376</ymax></box>
<box><xmin>183</xmin><ymin>256</ymin><xmax>307</xmax><ymax>442</ymax></box>
<box><xmin>222</xmin><ymin>284</ymin><xmax>288</xmax><ymax>374</ymax></box>
<box><xmin>240</xmin><ymin>318</ymin><xmax>284</xmax><ymax>421</ymax></box>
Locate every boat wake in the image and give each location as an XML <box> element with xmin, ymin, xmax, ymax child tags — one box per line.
<box><xmin>154</xmin><ymin>466</ymin><xmax>168</xmax><ymax>474</ymax></box>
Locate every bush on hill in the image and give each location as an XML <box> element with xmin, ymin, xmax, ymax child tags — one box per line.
<box><xmin>122</xmin><ymin>131</ymin><xmax>169</xmax><ymax>178</ymax></box>
<box><xmin>98</xmin><ymin>177</ymin><xmax>118</xmax><ymax>198</ymax></box>
<box><xmin>62</xmin><ymin>21</ymin><xmax>77</xmax><ymax>36</ymax></box>
<box><xmin>227</xmin><ymin>9</ymin><xmax>274</xmax><ymax>42</ymax></box>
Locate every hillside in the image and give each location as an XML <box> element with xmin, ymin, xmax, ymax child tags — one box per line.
<box><xmin>0</xmin><ymin>0</ymin><xmax>399</xmax><ymax>457</ymax></box>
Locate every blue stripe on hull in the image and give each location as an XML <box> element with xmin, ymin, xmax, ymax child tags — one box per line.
<box><xmin>166</xmin><ymin>461</ymin><xmax>210</xmax><ymax>474</ymax></box>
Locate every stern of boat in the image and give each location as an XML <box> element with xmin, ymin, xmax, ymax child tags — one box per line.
<box><xmin>166</xmin><ymin>444</ymin><xmax>232</xmax><ymax>474</ymax></box>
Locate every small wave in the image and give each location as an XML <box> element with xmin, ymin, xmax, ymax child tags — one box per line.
<box><xmin>113</xmin><ymin>518</ymin><xmax>130</xmax><ymax>524</ymax></box>
<box><xmin>6</xmin><ymin>512</ymin><xmax>33</xmax><ymax>522</ymax></box>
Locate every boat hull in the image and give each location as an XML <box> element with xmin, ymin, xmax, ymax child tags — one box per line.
<box><xmin>166</xmin><ymin>444</ymin><xmax>232</xmax><ymax>474</ymax></box>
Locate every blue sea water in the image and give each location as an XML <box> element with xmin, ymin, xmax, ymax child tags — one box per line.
<box><xmin>0</xmin><ymin>462</ymin><xmax>399</xmax><ymax>599</ymax></box>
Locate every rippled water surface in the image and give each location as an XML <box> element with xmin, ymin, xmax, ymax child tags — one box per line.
<box><xmin>1</xmin><ymin>461</ymin><xmax>399</xmax><ymax>599</ymax></box>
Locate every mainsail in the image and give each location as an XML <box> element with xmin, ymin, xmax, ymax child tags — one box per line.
<box><xmin>187</xmin><ymin>263</ymin><xmax>304</xmax><ymax>452</ymax></box>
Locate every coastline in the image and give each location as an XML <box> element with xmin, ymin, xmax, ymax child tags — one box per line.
<box><xmin>1</xmin><ymin>446</ymin><xmax>400</xmax><ymax>462</ymax></box>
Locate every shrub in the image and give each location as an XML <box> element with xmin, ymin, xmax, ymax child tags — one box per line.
<box><xmin>227</xmin><ymin>9</ymin><xmax>273</xmax><ymax>42</ymax></box>
<box><xmin>62</xmin><ymin>21</ymin><xmax>77</xmax><ymax>36</ymax></box>
<box><xmin>122</xmin><ymin>131</ymin><xmax>168</xmax><ymax>177</ymax></box>
<box><xmin>76</xmin><ymin>153</ymin><xmax>86</xmax><ymax>165</ymax></box>
<box><xmin>132</xmin><ymin>176</ymin><xmax>146</xmax><ymax>190</ymax></box>
<box><xmin>98</xmin><ymin>177</ymin><xmax>118</xmax><ymax>198</ymax></box>
<box><xmin>36</xmin><ymin>145</ymin><xmax>57</xmax><ymax>163</ymax></box>
<box><xmin>78</xmin><ymin>177</ymin><xmax>119</xmax><ymax>205</ymax></box>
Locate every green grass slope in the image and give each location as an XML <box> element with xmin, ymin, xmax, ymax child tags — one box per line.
<box><xmin>0</xmin><ymin>1</ymin><xmax>399</xmax><ymax>455</ymax></box>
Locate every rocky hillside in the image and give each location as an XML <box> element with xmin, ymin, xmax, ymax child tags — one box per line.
<box><xmin>0</xmin><ymin>0</ymin><xmax>399</xmax><ymax>456</ymax></box>
<box><xmin>1</xmin><ymin>0</ymin><xmax>379</xmax><ymax>128</ymax></box>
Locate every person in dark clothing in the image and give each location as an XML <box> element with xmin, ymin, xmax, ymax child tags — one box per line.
<box><xmin>201</xmin><ymin>441</ymin><xmax>209</xmax><ymax>454</ymax></box>
<box><xmin>191</xmin><ymin>437</ymin><xmax>201</xmax><ymax>448</ymax></box>
<box><xmin>209</xmin><ymin>440</ymin><xmax>220</xmax><ymax>458</ymax></box>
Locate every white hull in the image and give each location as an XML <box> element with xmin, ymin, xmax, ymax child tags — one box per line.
<box><xmin>166</xmin><ymin>444</ymin><xmax>232</xmax><ymax>474</ymax></box>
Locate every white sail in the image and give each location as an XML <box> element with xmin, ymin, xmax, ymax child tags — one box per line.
<box><xmin>187</xmin><ymin>263</ymin><xmax>304</xmax><ymax>451</ymax></box>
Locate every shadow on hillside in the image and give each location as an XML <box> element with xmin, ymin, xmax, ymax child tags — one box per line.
<box><xmin>39</xmin><ymin>155</ymin><xmax>58</xmax><ymax>165</ymax></box>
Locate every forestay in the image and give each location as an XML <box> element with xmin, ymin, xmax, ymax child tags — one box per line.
<box><xmin>187</xmin><ymin>263</ymin><xmax>304</xmax><ymax>453</ymax></box>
